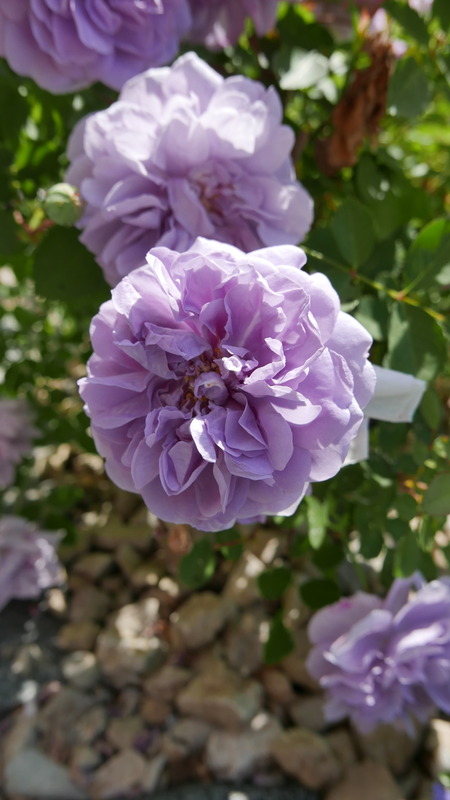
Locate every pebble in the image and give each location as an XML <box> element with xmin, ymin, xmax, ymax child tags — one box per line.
<box><xmin>176</xmin><ymin>660</ymin><xmax>264</xmax><ymax>730</ymax></box>
<box><xmin>271</xmin><ymin>727</ymin><xmax>341</xmax><ymax>790</ymax></box>
<box><xmin>325</xmin><ymin>760</ymin><xmax>404</xmax><ymax>800</ymax></box>
<box><xmin>90</xmin><ymin>748</ymin><xmax>147</xmax><ymax>799</ymax></box>
<box><xmin>62</xmin><ymin>651</ymin><xmax>101</xmax><ymax>691</ymax></box>
<box><xmin>57</xmin><ymin>621</ymin><xmax>101</xmax><ymax>652</ymax></box>
<box><xmin>170</xmin><ymin>592</ymin><xmax>236</xmax><ymax>650</ymax></box>
<box><xmin>72</xmin><ymin>553</ymin><xmax>114</xmax><ymax>581</ymax></box>
<box><xmin>206</xmin><ymin>712</ymin><xmax>282</xmax><ymax>781</ymax></box>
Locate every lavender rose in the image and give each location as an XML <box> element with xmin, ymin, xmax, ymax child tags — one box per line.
<box><xmin>79</xmin><ymin>237</ymin><xmax>375</xmax><ymax>532</ymax></box>
<box><xmin>0</xmin><ymin>1</ymin><xmax>191</xmax><ymax>93</ymax></box>
<box><xmin>0</xmin><ymin>399</ymin><xmax>37</xmax><ymax>489</ymax></box>
<box><xmin>306</xmin><ymin>574</ymin><xmax>450</xmax><ymax>733</ymax></box>
<box><xmin>186</xmin><ymin>0</ymin><xmax>279</xmax><ymax>48</ymax></box>
<box><xmin>0</xmin><ymin>516</ymin><xmax>63</xmax><ymax>611</ymax></box>
<box><xmin>66</xmin><ymin>51</ymin><xmax>313</xmax><ymax>287</ymax></box>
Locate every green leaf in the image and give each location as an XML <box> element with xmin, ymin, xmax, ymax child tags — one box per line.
<box><xmin>258</xmin><ymin>566</ymin><xmax>292</xmax><ymax>601</ymax></box>
<box><xmin>312</xmin><ymin>540</ymin><xmax>344</xmax><ymax>570</ymax></box>
<box><xmin>404</xmin><ymin>218</ymin><xmax>450</xmax><ymax>290</ymax></box>
<box><xmin>179</xmin><ymin>538</ymin><xmax>216</xmax><ymax>589</ymax></box>
<box><xmin>422</xmin><ymin>473</ymin><xmax>450</xmax><ymax>516</ymax></box>
<box><xmin>305</xmin><ymin>495</ymin><xmax>329</xmax><ymax>549</ymax></box>
<box><xmin>434</xmin><ymin>0</ymin><xmax>450</xmax><ymax>28</ymax></box>
<box><xmin>384</xmin><ymin>1</ymin><xmax>429</xmax><ymax>45</ymax></box>
<box><xmin>419</xmin><ymin>386</ymin><xmax>442</xmax><ymax>429</ymax></box>
<box><xmin>392</xmin><ymin>494</ymin><xmax>417</xmax><ymax>521</ymax></box>
<box><xmin>0</xmin><ymin>209</ymin><xmax>23</xmax><ymax>259</ymax></box>
<box><xmin>359</xmin><ymin>529</ymin><xmax>384</xmax><ymax>559</ymax></box>
<box><xmin>33</xmin><ymin>227</ymin><xmax>109</xmax><ymax>303</ymax></box>
<box><xmin>394</xmin><ymin>534</ymin><xmax>421</xmax><ymax>577</ymax></box>
<box><xmin>300</xmin><ymin>578</ymin><xmax>340</xmax><ymax>609</ymax></box>
<box><xmin>214</xmin><ymin>529</ymin><xmax>243</xmax><ymax>562</ymax></box>
<box><xmin>388</xmin><ymin>57</ymin><xmax>431</xmax><ymax>119</ymax></box>
<box><xmin>264</xmin><ymin>614</ymin><xmax>295</xmax><ymax>666</ymax></box>
<box><xmin>385</xmin><ymin>304</ymin><xmax>446</xmax><ymax>381</ymax></box>
<box><xmin>330</xmin><ymin>198</ymin><xmax>376</xmax><ymax>268</ymax></box>
<box><xmin>354</xmin><ymin>296</ymin><xmax>389</xmax><ymax>341</ymax></box>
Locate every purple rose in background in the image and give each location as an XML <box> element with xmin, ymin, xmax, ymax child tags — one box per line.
<box><xmin>0</xmin><ymin>399</ymin><xmax>37</xmax><ymax>489</ymax></box>
<box><xmin>186</xmin><ymin>0</ymin><xmax>279</xmax><ymax>48</ymax></box>
<box><xmin>306</xmin><ymin>574</ymin><xmax>450</xmax><ymax>733</ymax></box>
<box><xmin>434</xmin><ymin>784</ymin><xmax>450</xmax><ymax>800</ymax></box>
<box><xmin>408</xmin><ymin>0</ymin><xmax>434</xmax><ymax>13</ymax></box>
<box><xmin>0</xmin><ymin>516</ymin><xmax>63</xmax><ymax>611</ymax></box>
<box><xmin>0</xmin><ymin>0</ymin><xmax>191</xmax><ymax>93</ymax></box>
<box><xmin>66</xmin><ymin>51</ymin><xmax>313</xmax><ymax>287</ymax></box>
<box><xmin>79</xmin><ymin>237</ymin><xmax>375</xmax><ymax>532</ymax></box>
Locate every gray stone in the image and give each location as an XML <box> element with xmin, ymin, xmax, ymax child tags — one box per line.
<box><xmin>69</xmin><ymin>586</ymin><xmax>111</xmax><ymax>623</ymax></box>
<box><xmin>62</xmin><ymin>651</ymin><xmax>101</xmax><ymax>690</ymax></box>
<box><xmin>106</xmin><ymin>715</ymin><xmax>146</xmax><ymax>750</ymax></box>
<box><xmin>288</xmin><ymin>694</ymin><xmax>326</xmax><ymax>733</ymax></box>
<box><xmin>96</xmin><ymin>628</ymin><xmax>167</xmax><ymax>687</ymax></box>
<box><xmin>325</xmin><ymin>761</ymin><xmax>404</xmax><ymax>800</ymax></box>
<box><xmin>355</xmin><ymin>722</ymin><xmax>420</xmax><ymax>776</ymax></box>
<box><xmin>74</xmin><ymin>704</ymin><xmax>107</xmax><ymax>744</ymax></box>
<box><xmin>279</xmin><ymin>627</ymin><xmax>318</xmax><ymax>691</ymax></box>
<box><xmin>223</xmin><ymin>553</ymin><xmax>265</xmax><ymax>607</ymax></box>
<box><xmin>170</xmin><ymin>592</ymin><xmax>236</xmax><ymax>650</ymax></box>
<box><xmin>141</xmin><ymin>754</ymin><xmax>167</xmax><ymax>793</ymax></box>
<box><xmin>57</xmin><ymin>621</ymin><xmax>101</xmax><ymax>652</ymax></box>
<box><xmin>143</xmin><ymin>664</ymin><xmax>192</xmax><ymax>701</ymax></box>
<box><xmin>162</xmin><ymin>719</ymin><xmax>212</xmax><ymax>761</ymax></box>
<box><xmin>176</xmin><ymin>660</ymin><xmax>263</xmax><ymax>730</ymax></box>
<box><xmin>72</xmin><ymin>552</ymin><xmax>114</xmax><ymax>581</ymax></box>
<box><xmin>271</xmin><ymin>728</ymin><xmax>341</xmax><ymax>790</ymax></box>
<box><xmin>4</xmin><ymin>747</ymin><xmax>88</xmax><ymax>799</ymax></box>
<box><xmin>223</xmin><ymin>606</ymin><xmax>268</xmax><ymax>677</ymax></box>
<box><xmin>90</xmin><ymin>748</ymin><xmax>147</xmax><ymax>799</ymax></box>
<box><xmin>326</xmin><ymin>729</ymin><xmax>358</xmax><ymax>771</ymax></box>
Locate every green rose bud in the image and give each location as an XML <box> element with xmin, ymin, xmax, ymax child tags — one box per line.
<box><xmin>44</xmin><ymin>183</ymin><xmax>83</xmax><ymax>227</ymax></box>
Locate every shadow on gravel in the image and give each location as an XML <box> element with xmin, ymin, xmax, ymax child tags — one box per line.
<box><xmin>0</xmin><ymin>600</ymin><xmax>63</xmax><ymax>716</ymax></box>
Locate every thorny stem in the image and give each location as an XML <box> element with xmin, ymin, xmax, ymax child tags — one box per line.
<box><xmin>302</xmin><ymin>246</ymin><xmax>445</xmax><ymax>323</ymax></box>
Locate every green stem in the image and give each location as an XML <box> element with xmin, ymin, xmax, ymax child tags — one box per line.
<box><xmin>302</xmin><ymin>246</ymin><xmax>445</xmax><ymax>322</ymax></box>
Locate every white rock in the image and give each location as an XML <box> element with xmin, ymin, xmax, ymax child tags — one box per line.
<box><xmin>206</xmin><ymin>712</ymin><xmax>282</xmax><ymax>781</ymax></box>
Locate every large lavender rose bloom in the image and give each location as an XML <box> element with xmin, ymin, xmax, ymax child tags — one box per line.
<box><xmin>0</xmin><ymin>516</ymin><xmax>63</xmax><ymax>611</ymax></box>
<box><xmin>0</xmin><ymin>1</ymin><xmax>191</xmax><ymax>93</ymax></box>
<box><xmin>0</xmin><ymin>399</ymin><xmax>37</xmax><ymax>489</ymax></box>
<box><xmin>186</xmin><ymin>0</ymin><xmax>279</xmax><ymax>48</ymax></box>
<box><xmin>306</xmin><ymin>574</ymin><xmax>450</xmax><ymax>733</ymax></box>
<box><xmin>79</xmin><ymin>238</ymin><xmax>375</xmax><ymax>532</ymax></box>
<box><xmin>66</xmin><ymin>52</ymin><xmax>313</xmax><ymax>287</ymax></box>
